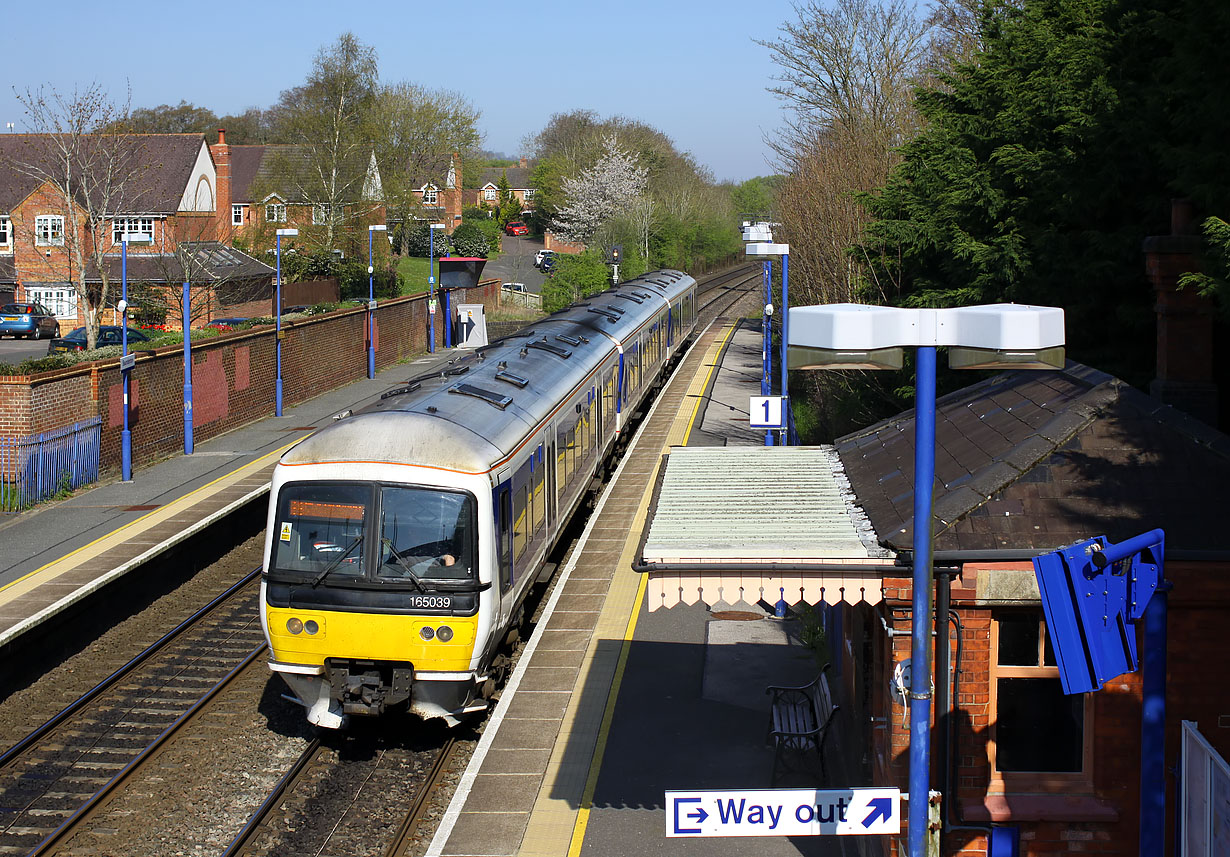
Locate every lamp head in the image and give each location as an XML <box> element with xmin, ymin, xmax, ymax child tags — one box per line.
<box><xmin>121</xmin><ymin>232</ymin><xmax>153</xmax><ymax>246</ymax></box>
<box><xmin>369</xmin><ymin>224</ymin><xmax>387</xmax><ymax>232</ymax></box>
<box><xmin>117</xmin><ymin>299</ymin><xmax>128</xmax><ymax>315</ymax></box>
<box><xmin>276</xmin><ymin>228</ymin><xmax>299</xmax><ymax>237</ymax></box>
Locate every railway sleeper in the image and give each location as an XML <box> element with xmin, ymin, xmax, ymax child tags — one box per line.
<box><xmin>326</xmin><ymin>658</ymin><xmax>413</xmax><ymax>716</ymax></box>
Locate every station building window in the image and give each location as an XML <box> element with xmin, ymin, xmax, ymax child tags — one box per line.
<box><xmin>990</xmin><ymin>609</ymin><xmax>1091</xmax><ymax>789</ymax></box>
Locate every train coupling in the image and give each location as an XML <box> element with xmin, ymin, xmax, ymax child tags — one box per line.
<box><xmin>325</xmin><ymin>658</ymin><xmax>413</xmax><ymax>717</ymax></box>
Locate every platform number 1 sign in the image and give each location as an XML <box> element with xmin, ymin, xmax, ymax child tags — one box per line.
<box><xmin>750</xmin><ymin>396</ymin><xmax>784</xmax><ymax>429</ymax></box>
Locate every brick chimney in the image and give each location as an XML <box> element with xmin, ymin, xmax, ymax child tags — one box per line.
<box><xmin>1144</xmin><ymin>198</ymin><xmax>1218</xmax><ymax>425</ymax></box>
<box><xmin>519</xmin><ymin>157</ymin><xmax>528</xmax><ymax>169</ymax></box>
<box><xmin>210</xmin><ymin>129</ymin><xmax>231</xmax><ymax>237</ymax></box>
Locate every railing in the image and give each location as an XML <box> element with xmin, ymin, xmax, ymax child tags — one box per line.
<box><xmin>1181</xmin><ymin>719</ymin><xmax>1230</xmax><ymax>856</ymax></box>
<box><xmin>0</xmin><ymin>417</ymin><xmax>102</xmax><ymax>513</ymax></box>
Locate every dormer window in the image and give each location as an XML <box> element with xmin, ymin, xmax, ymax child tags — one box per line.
<box><xmin>266</xmin><ymin>203</ymin><xmax>286</xmax><ymax>223</ymax></box>
<box><xmin>423</xmin><ymin>186</ymin><xmax>438</xmax><ymax>205</ymax></box>
<box><xmin>483</xmin><ymin>186</ymin><xmax>497</xmax><ymax>201</ymax></box>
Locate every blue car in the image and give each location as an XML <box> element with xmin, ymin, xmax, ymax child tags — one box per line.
<box><xmin>0</xmin><ymin>302</ymin><xmax>60</xmax><ymax>340</ymax></box>
<box><xmin>48</xmin><ymin>326</ymin><xmax>149</xmax><ymax>354</ymax></box>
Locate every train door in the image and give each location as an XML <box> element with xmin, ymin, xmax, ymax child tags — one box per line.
<box><xmin>546</xmin><ymin>436</ymin><xmax>557</xmax><ymax>529</ymax></box>
<box><xmin>493</xmin><ymin>481</ymin><xmax>513</xmax><ymax>623</ymax></box>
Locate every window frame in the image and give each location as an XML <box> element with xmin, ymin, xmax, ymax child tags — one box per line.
<box><xmin>483</xmin><ymin>186</ymin><xmax>497</xmax><ymax>201</ymax></box>
<box><xmin>0</xmin><ymin>215</ymin><xmax>11</xmax><ymax>250</ymax></box>
<box><xmin>989</xmin><ymin>609</ymin><xmax>1094</xmax><ymax>793</ymax></box>
<box><xmin>422</xmin><ymin>185</ymin><xmax>438</xmax><ymax>205</ymax></box>
<box><xmin>231</xmin><ymin>204</ymin><xmax>246</xmax><ymax>226</ymax></box>
<box><xmin>112</xmin><ymin>216</ymin><xmax>155</xmax><ymax>245</ymax></box>
<box><xmin>524</xmin><ymin>188</ymin><xmax>535</xmax><ymax>200</ymax></box>
<box><xmin>35</xmin><ymin>215</ymin><xmax>65</xmax><ymax>246</ymax></box>
<box><xmin>265</xmin><ymin>202</ymin><xmax>287</xmax><ymax>223</ymax></box>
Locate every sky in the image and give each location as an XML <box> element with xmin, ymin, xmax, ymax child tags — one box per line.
<box><xmin>0</xmin><ymin>0</ymin><xmax>804</xmax><ymax>184</ymax></box>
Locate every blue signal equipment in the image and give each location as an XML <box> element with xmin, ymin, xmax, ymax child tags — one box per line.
<box><xmin>1032</xmin><ymin>529</ymin><xmax>1165</xmax><ymax>695</ymax></box>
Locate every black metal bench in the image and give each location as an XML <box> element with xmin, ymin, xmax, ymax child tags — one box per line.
<box><xmin>766</xmin><ymin>663</ymin><xmax>839</xmax><ymax>786</ymax></box>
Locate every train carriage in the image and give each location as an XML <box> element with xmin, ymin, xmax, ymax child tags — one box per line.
<box><xmin>261</xmin><ymin>270</ymin><xmax>697</xmax><ymax>728</ymax></box>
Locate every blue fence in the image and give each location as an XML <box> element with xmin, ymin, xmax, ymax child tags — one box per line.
<box><xmin>0</xmin><ymin>417</ymin><xmax>102</xmax><ymax>513</ymax></box>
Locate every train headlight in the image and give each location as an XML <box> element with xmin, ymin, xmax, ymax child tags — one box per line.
<box><xmin>420</xmin><ymin>626</ymin><xmax>435</xmax><ymax>641</ymax></box>
<box><xmin>286</xmin><ymin>617</ymin><xmax>304</xmax><ymax>634</ymax></box>
<box><xmin>436</xmin><ymin>625</ymin><xmax>454</xmax><ymax>642</ymax></box>
<box><xmin>304</xmin><ymin>620</ymin><xmax>319</xmax><ymax>635</ymax></box>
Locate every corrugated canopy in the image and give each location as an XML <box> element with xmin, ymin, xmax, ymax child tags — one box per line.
<box><xmin>638</xmin><ymin>447</ymin><xmax>892</xmax><ymax>611</ymax></box>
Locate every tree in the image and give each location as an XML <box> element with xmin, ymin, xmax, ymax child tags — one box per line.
<box><xmin>272</xmin><ymin>33</ymin><xmax>380</xmax><ymax>251</ymax></box>
<box><xmin>552</xmin><ymin>135</ymin><xmax>648</xmax><ymax>245</ymax></box>
<box><xmin>855</xmin><ymin>0</ymin><xmax>1169</xmax><ymax>383</ymax></box>
<box><xmin>761</xmin><ymin>0</ymin><xmax>934</xmax><ymax>306</ymax></box>
<box><xmin>540</xmin><ymin>251</ymin><xmax>611</xmax><ymax>312</ymax></box>
<box><xmin>6</xmin><ymin>85</ymin><xmax>147</xmax><ymax>349</ymax></box>
<box><xmin>107</xmin><ymin>100</ymin><xmax>219</xmax><ymax>134</ymax></box>
<box><xmin>367</xmin><ymin>81</ymin><xmax>482</xmax><ymax>237</ymax></box>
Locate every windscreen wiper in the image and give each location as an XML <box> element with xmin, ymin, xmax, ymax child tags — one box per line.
<box><xmin>311</xmin><ymin>536</ymin><xmax>363</xmax><ymax>587</ymax></box>
<box><xmin>380</xmin><ymin>539</ymin><xmax>427</xmax><ymax>593</ymax></box>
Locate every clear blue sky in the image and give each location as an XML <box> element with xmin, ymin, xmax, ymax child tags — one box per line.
<box><xmin>0</xmin><ymin>0</ymin><xmax>804</xmax><ymax>183</ymax></box>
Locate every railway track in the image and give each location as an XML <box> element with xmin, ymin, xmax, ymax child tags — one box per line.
<box><xmin>0</xmin><ymin>262</ymin><xmax>763</xmax><ymax>857</ymax></box>
<box><xmin>0</xmin><ymin>569</ymin><xmax>267</xmax><ymax>854</ymax></box>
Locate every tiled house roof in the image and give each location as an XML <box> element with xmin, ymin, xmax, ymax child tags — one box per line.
<box><xmin>0</xmin><ymin>134</ymin><xmax>205</xmax><ymax>213</ymax></box>
<box><xmin>476</xmin><ymin>166</ymin><xmax>532</xmax><ymax>190</ymax></box>
<box><xmin>835</xmin><ymin>363</ymin><xmax>1230</xmax><ymax>554</ymax></box>
<box><xmin>86</xmin><ymin>242</ymin><xmax>274</xmax><ymax>285</ymax></box>
<box><xmin>232</xmin><ymin>145</ymin><xmax>376</xmax><ymax>205</ymax></box>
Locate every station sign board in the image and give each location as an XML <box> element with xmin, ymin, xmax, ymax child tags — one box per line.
<box><xmin>666</xmin><ymin>787</ymin><xmax>899</xmax><ymax>837</ymax></box>
<box><xmin>749</xmin><ymin>396</ymin><xmax>784</xmax><ymax>429</ymax></box>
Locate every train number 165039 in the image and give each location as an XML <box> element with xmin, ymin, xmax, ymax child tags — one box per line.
<box><xmin>409</xmin><ymin>595</ymin><xmax>452</xmax><ymax>609</ymax></box>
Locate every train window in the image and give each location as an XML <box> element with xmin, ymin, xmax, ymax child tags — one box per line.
<box><xmin>270</xmin><ymin>483</ymin><xmax>369</xmax><ymax>579</ymax></box>
<box><xmin>566</xmin><ymin>424</ymin><xmax>576</xmax><ymax>480</ymax></box>
<box><xmin>496</xmin><ymin>484</ymin><xmax>512</xmax><ymax>593</ymax></box>
<box><xmin>557</xmin><ymin>428</ymin><xmax>568</xmax><ymax>495</ymax></box>
<box><xmin>377</xmin><ymin>486</ymin><xmax>476</xmax><ymax>582</ymax></box>
<box><xmin>513</xmin><ymin>484</ymin><xmax>528</xmax><ymax>562</ymax></box>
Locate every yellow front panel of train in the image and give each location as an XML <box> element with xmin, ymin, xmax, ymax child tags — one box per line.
<box><xmin>267</xmin><ymin>607</ymin><xmax>477</xmax><ymax>670</ymax></box>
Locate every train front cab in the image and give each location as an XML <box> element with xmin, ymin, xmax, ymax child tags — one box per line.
<box><xmin>263</xmin><ymin>466</ymin><xmax>499</xmax><ymax>729</ymax></box>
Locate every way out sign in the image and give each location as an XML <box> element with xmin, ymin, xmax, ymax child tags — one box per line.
<box><xmin>666</xmin><ymin>787</ymin><xmax>899</xmax><ymax>837</ymax></box>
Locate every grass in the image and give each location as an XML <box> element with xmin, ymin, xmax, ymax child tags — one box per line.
<box><xmin>397</xmin><ymin>257</ymin><xmax>436</xmax><ymax>295</ymax></box>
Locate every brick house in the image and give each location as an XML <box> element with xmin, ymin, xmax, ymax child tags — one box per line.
<box><xmin>396</xmin><ymin>151</ymin><xmax>464</xmax><ymax>234</ymax></box>
<box><xmin>0</xmin><ymin>133</ymin><xmax>272</xmax><ymax>329</ymax></box>
<box><xmin>211</xmin><ymin>129</ymin><xmax>387</xmax><ymax>256</ymax></box>
<box><xmin>829</xmin><ymin>360</ymin><xmax>1230</xmax><ymax>856</ymax></box>
<box><xmin>470</xmin><ymin>159</ymin><xmax>537</xmax><ymax>211</ymax></box>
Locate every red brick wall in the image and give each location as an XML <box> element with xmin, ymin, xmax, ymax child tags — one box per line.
<box><xmin>0</xmin><ymin>280</ymin><xmax>499</xmax><ymax>476</ymax></box>
<box><xmin>878</xmin><ymin>560</ymin><xmax>1230</xmax><ymax>857</ymax></box>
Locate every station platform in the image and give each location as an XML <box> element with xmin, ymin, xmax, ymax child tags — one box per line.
<box><xmin>428</xmin><ymin>319</ymin><xmax>859</xmax><ymax>857</ymax></box>
<box><xmin>0</xmin><ymin>314</ymin><xmax>859</xmax><ymax>857</ymax></box>
<box><xmin>0</xmin><ymin>345</ymin><xmax>472</xmax><ymax>652</ymax></box>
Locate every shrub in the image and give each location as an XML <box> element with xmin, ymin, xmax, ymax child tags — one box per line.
<box><xmin>448</xmin><ymin>222</ymin><xmax>490</xmax><ymax>258</ymax></box>
<box><xmin>404</xmin><ymin>223</ymin><xmax>452</xmax><ymax>257</ymax></box>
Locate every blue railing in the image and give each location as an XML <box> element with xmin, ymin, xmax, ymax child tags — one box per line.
<box><xmin>0</xmin><ymin>417</ymin><xmax>102</xmax><ymax>513</ymax></box>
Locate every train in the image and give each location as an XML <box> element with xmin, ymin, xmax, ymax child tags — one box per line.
<box><xmin>260</xmin><ymin>269</ymin><xmax>699</xmax><ymax>728</ymax></box>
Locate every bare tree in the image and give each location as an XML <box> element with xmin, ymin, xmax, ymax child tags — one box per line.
<box><xmin>761</xmin><ymin>0</ymin><xmax>933</xmax><ymax>307</ymax></box>
<box><xmin>275</xmin><ymin>33</ymin><xmax>380</xmax><ymax>250</ymax></box>
<box><xmin>7</xmin><ymin>84</ymin><xmax>147</xmax><ymax>349</ymax></box>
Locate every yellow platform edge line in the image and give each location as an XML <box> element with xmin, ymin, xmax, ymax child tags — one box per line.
<box><xmin>0</xmin><ymin>438</ymin><xmax>298</xmax><ymax>600</ymax></box>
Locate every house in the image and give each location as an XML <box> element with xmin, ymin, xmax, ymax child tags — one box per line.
<box><xmin>211</xmin><ymin>130</ymin><xmax>386</xmax><ymax>253</ymax></box>
<box><xmin>396</xmin><ymin>151</ymin><xmax>464</xmax><ymax>233</ymax></box>
<box><xmin>471</xmin><ymin>158</ymin><xmax>536</xmax><ymax>211</ymax></box>
<box><xmin>0</xmin><ymin>133</ymin><xmax>272</xmax><ymax>329</ymax></box>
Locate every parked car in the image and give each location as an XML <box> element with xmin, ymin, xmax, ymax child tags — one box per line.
<box><xmin>48</xmin><ymin>326</ymin><xmax>149</xmax><ymax>354</ymax></box>
<box><xmin>504</xmin><ymin>221</ymin><xmax>528</xmax><ymax>236</ymax></box>
<box><xmin>534</xmin><ymin>249</ymin><xmax>556</xmax><ymax>269</ymax></box>
<box><xmin>0</xmin><ymin>302</ymin><xmax>60</xmax><ymax>340</ymax></box>
<box><xmin>206</xmin><ymin>317</ymin><xmax>250</xmax><ymax>330</ymax></box>
<box><xmin>506</xmin><ymin>283</ymin><xmax>528</xmax><ymax>293</ymax></box>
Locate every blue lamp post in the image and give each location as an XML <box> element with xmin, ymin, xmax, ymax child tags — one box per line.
<box><xmin>788</xmin><ymin>303</ymin><xmax>1065</xmax><ymax>856</ymax></box>
<box><xmin>274</xmin><ymin>228</ymin><xmax>298</xmax><ymax>416</ymax></box>
<box><xmin>119</xmin><ymin>230</ymin><xmax>153</xmax><ymax>482</ymax></box>
<box><xmin>367</xmin><ymin>224</ymin><xmax>387</xmax><ymax>379</ymax></box>
<box><xmin>427</xmin><ymin>222</ymin><xmax>445</xmax><ymax>353</ymax></box>
<box><xmin>182</xmin><ymin>279</ymin><xmax>193</xmax><ymax>455</ymax></box>
<box><xmin>745</xmin><ymin>229</ymin><xmax>789</xmax><ymax>446</ymax></box>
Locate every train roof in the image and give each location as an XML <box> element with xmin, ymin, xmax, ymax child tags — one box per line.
<box><xmin>280</xmin><ymin>270</ymin><xmax>695</xmax><ymax>475</ymax></box>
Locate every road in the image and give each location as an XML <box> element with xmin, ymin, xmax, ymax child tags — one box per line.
<box><xmin>0</xmin><ymin>335</ymin><xmax>56</xmax><ymax>364</ymax></box>
<box><xmin>483</xmin><ymin>234</ymin><xmax>547</xmax><ymax>294</ymax></box>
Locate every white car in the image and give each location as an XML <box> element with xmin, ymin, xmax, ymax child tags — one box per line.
<box><xmin>534</xmin><ymin>249</ymin><xmax>556</xmax><ymax>268</ymax></box>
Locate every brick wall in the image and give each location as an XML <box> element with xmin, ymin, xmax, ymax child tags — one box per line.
<box><xmin>0</xmin><ymin>280</ymin><xmax>499</xmax><ymax>476</ymax></box>
<box><xmin>878</xmin><ymin>560</ymin><xmax>1230</xmax><ymax>857</ymax></box>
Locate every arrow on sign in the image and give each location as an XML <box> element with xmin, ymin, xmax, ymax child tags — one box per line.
<box><xmin>862</xmin><ymin>798</ymin><xmax>893</xmax><ymax>828</ymax></box>
<box><xmin>688</xmin><ymin>806</ymin><xmax>709</xmax><ymax>824</ymax></box>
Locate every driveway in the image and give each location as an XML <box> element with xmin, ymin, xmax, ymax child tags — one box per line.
<box><xmin>483</xmin><ymin>234</ymin><xmax>547</xmax><ymax>294</ymax></box>
<box><xmin>0</xmin><ymin>334</ymin><xmax>60</xmax><ymax>364</ymax></box>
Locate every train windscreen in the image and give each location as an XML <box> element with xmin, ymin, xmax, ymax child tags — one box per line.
<box><xmin>269</xmin><ymin>482</ymin><xmax>477</xmax><ymax>585</ymax></box>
